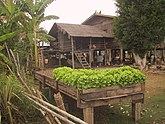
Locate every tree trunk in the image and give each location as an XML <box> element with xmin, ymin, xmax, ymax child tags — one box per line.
<box><xmin>133</xmin><ymin>53</ymin><xmax>147</xmax><ymax>71</ymax></box>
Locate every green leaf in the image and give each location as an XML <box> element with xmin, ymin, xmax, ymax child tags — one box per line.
<box><xmin>0</xmin><ymin>32</ymin><xmax>17</xmax><ymax>42</ymax></box>
<box><xmin>6</xmin><ymin>0</ymin><xmax>15</xmax><ymax>14</ymax></box>
<box><xmin>37</xmin><ymin>0</ymin><xmax>54</xmax><ymax>15</ymax></box>
<box><xmin>37</xmin><ymin>32</ymin><xmax>55</xmax><ymax>42</ymax></box>
<box><xmin>0</xmin><ymin>53</ymin><xmax>11</xmax><ymax>65</ymax></box>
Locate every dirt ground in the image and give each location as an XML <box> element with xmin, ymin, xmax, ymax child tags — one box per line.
<box><xmin>145</xmin><ymin>72</ymin><xmax>165</xmax><ymax>96</ymax></box>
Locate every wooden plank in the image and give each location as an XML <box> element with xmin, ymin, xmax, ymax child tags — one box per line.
<box><xmin>81</xmin><ymin>83</ymin><xmax>142</xmax><ymax>94</ymax></box>
<box><xmin>78</xmin><ymin>93</ymin><xmax>144</xmax><ymax>108</ymax></box>
<box><xmin>83</xmin><ymin>107</ymin><xmax>94</xmax><ymax>124</ymax></box>
<box><xmin>45</xmin><ymin>77</ymin><xmax>57</xmax><ymax>88</ymax></box>
<box><xmin>80</xmin><ymin>83</ymin><xmax>144</xmax><ymax>101</ymax></box>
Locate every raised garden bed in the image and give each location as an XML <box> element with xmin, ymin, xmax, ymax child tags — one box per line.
<box><xmin>35</xmin><ymin>66</ymin><xmax>145</xmax><ymax>124</ymax></box>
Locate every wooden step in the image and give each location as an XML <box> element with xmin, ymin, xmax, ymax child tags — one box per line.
<box><xmin>75</xmin><ymin>52</ymin><xmax>90</xmax><ymax>69</ymax></box>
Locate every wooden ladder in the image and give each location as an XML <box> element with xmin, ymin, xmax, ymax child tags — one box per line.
<box><xmin>75</xmin><ymin>51</ymin><xmax>90</xmax><ymax>69</ymax></box>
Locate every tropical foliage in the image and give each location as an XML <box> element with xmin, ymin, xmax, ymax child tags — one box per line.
<box><xmin>0</xmin><ymin>73</ymin><xmax>25</xmax><ymax>124</ymax></box>
<box><xmin>53</xmin><ymin>66</ymin><xmax>146</xmax><ymax>89</ymax></box>
<box><xmin>0</xmin><ymin>0</ymin><xmax>58</xmax><ymax>123</ymax></box>
<box><xmin>0</xmin><ymin>0</ymin><xmax>58</xmax><ymax>69</ymax></box>
<box><xmin>21</xmin><ymin>0</ymin><xmax>58</xmax><ymax>68</ymax></box>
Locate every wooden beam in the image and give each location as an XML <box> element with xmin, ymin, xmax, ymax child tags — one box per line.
<box><xmin>132</xmin><ymin>102</ymin><xmax>141</xmax><ymax>121</ymax></box>
<box><xmin>71</xmin><ymin>37</ymin><xmax>75</xmax><ymax>69</ymax></box>
<box><xmin>89</xmin><ymin>38</ymin><xmax>92</xmax><ymax>67</ymax></box>
<box><xmin>83</xmin><ymin>107</ymin><xmax>94</xmax><ymax>124</ymax></box>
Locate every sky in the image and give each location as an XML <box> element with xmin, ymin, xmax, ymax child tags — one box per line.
<box><xmin>40</xmin><ymin>0</ymin><xmax>117</xmax><ymax>32</ymax></box>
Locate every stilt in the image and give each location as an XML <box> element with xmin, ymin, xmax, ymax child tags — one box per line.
<box><xmin>132</xmin><ymin>102</ymin><xmax>141</xmax><ymax>121</ymax></box>
<box><xmin>83</xmin><ymin>107</ymin><xmax>94</xmax><ymax>124</ymax></box>
<box><xmin>48</xmin><ymin>87</ymin><xmax>54</xmax><ymax>99</ymax></box>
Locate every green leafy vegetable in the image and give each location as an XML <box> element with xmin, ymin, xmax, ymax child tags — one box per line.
<box><xmin>53</xmin><ymin>66</ymin><xmax>146</xmax><ymax>90</ymax></box>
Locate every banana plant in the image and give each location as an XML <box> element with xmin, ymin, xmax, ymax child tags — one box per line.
<box><xmin>22</xmin><ymin>0</ymin><xmax>58</xmax><ymax>69</ymax></box>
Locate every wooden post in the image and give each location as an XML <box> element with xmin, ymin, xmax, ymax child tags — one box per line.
<box><xmin>40</xmin><ymin>49</ymin><xmax>44</xmax><ymax>70</ymax></box>
<box><xmin>71</xmin><ymin>37</ymin><xmax>75</xmax><ymax>69</ymax></box>
<box><xmin>132</xmin><ymin>102</ymin><xmax>141</xmax><ymax>121</ymax></box>
<box><xmin>120</xmin><ymin>48</ymin><xmax>123</xmax><ymax>64</ymax></box>
<box><xmin>154</xmin><ymin>47</ymin><xmax>157</xmax><ymax>65</ymax></box>
<box><xmin>59</xmin><ymin>52</ymin><xmax>61</xmax><ymax>67</ymax></box>
<box><xmin>43</xmin><ymin>76</ymin><xmax>46</xmax><ymax>88</ymax></box>
<box><xmin>104</xmin><ymin>38</ymin><xmax>107</xmax><ymax>66</ymax></box>
<box><xmin>89</xmin><ymin>38</ymin><xmax>92</xmax><ymax>68</ymax></box>
<box><xmin>83</xmin><ymin>107</ymin><xmax>94</xmax><ymax>124</ymax></box>
<box><xmin>109</xmin><ymin>49</ymin><xmax>112</xmax><ymax>65</ymax></box>
<box><xmin>48</xmin><ymin>87</ymin><xmax>54</xmax><ymax>99</ymax></box>
<box><xmin>54</xmin><ymin>92</ymin><xmax>66</xmax><ymax>111</ymax></box>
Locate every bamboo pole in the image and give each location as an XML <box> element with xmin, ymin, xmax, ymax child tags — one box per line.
<box><xmin>10</xmin><ymin>49</ymin><xmax>32</xmax><ymax>94</ymax></box>
<box><xmin>25</xmin><ymin>93</ymin><xmax>87</xmax><ymax>124</ymax></box>
<box><xmin>35</xmin><ymin>90</ymin><xmax>60</xmax><ymax>124</ymax></box>
<box><xmin>25</xmin><ymin>94</ymin><xmax>76</xmax><ymax>124</ymax></box>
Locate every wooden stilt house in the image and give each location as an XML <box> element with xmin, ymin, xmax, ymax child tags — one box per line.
<box><xmin>47</xmin><ymin>23</ymin><xmax>118</xmax><ymax>69</ymax></box>
<box><xmin>39</xmin><ymin>12</ymin><xmax>134</xmax><ymax>69</ymax></box>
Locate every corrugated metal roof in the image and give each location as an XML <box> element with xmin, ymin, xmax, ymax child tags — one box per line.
<box><xmin>55</xmin><ymin>23</ymin><xmax>113</xmax><ymax>38</ymax></box>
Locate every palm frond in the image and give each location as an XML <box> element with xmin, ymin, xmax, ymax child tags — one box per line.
<box><xmin>39</xmin><ymin>15</ymin><xmax>59</xmax><ymax>24</ymax></box>
<box><xmin>37</xmin><ymin>32</ymin><xmax>55</xmax><ymax>42</ymax></box>
<box><xmin>43</xmin><ymin>15</ymin><xmax>59</xmax><ymax>21</ymax></box>
<box><xmin>37</xmin><ymin>0</ymin><xmax>54</xmax><ymax>15</ymax></box>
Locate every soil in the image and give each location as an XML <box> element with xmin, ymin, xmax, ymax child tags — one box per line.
<box><xmin>145</xmin><ymin>72</ymin><xmax>165</xmax><ymax>96</ymax></box>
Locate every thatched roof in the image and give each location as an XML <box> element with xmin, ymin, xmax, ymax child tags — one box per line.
<box><xmin>49</xmin><ymin>23</ymin><xmax>113</xmax><ymax>38</ymax></box>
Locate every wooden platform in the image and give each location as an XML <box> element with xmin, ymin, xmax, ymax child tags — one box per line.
<box><xmin>34</xmin><ymin>70</ymin><xmax>145</xmax><ymax>124</ymax></box>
